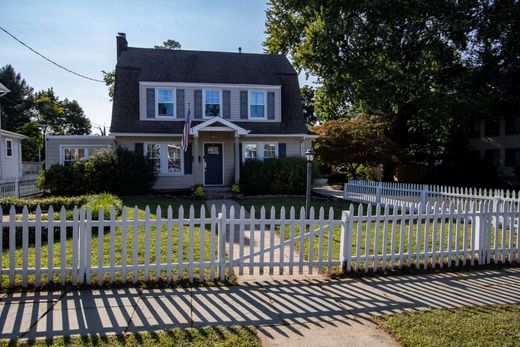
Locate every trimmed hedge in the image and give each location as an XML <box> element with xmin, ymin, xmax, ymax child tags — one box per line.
<box><xmin>240</xmin><ymin>157</ymin><xmax>311</xmax><ymax>195</ymax></box>
<box><xmin>0</xmin><ymin>193</ymin><xmax>123</xmax><ymax>219</ymax></box>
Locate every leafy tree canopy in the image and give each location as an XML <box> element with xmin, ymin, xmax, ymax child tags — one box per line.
<box><xmin>154</xmin><ymin>39</ymin><xmax>182</xmax><ymax>50</ymax></box>
<box><xmin>265</xmin><ymin>0</ymin><xmax>519</xmax><ymax>166</ymax></box>
<box><xmin>313</xmin><ymin>115</ymin><xmax>397</xmax><ymax>179</ymax></box>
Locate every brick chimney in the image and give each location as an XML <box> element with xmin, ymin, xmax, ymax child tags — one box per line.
<box><xmin>116</xmin><ymin>32</ymin><xmax>128</xmax><ymax>58</ymax></box>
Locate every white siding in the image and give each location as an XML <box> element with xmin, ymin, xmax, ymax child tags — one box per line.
<box><xmin>1</xmin><ymin>136</ymin><xmax>23</xmax><ymax>178</ymax></box>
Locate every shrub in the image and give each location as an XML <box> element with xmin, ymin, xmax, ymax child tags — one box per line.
<box><xmin>38</xmin><ymin>147</ymin><xmax>157</xmax><ymax>195</ymax></box>
<box><xmin>239</xmin><ymin>157</ymin><xmax>309</xmax><ymax>195</ymax></box>
<box><xmin>327</xmin><ymin>172</ymin><xmax>347</xmax><ymax>185</ymax></box>
<box><xmin>86</xmin><ymin>147</ymin><xmax>157</xmax><ymax>195</ymax></box>
<box><xmin>37</xmin><ymin>162</ymin><xmax>89</xmax><ymax>196</ymax></box>
<box><xmin>0</xmin><ymin>193</ymin><xmax>123</xmax><ymax>219</ymax></box>
<box><xmin>194</xmin><ymin>186</ymin><xmax>205</xmax><ymax>198</ymax></box>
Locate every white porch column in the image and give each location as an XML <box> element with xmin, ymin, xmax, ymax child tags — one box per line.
<box><xmin>234</xmin><ymin>134</ymin><xmax>240</xmax><ymax>185</ymax></box>
<box><xmin>193</xmin><ymin>134</ymin><xmax>200</xmax><ymax>185</ymax></box>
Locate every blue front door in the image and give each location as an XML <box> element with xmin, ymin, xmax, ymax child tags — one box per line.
<box><xmin>204</xmin><ymin>143</ymin><xmax>223</xmax><ymax>185</ymax></box>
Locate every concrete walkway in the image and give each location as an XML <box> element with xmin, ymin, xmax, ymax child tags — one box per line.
<box><xmin>1</xmin><ymin>268</ymin><xmax>519</xmax><ymax>345</ymax></box>
<box><xmin>312</xmin><ymin>185</ymin><xmax>344</xmax><ymax>199</ymax></box>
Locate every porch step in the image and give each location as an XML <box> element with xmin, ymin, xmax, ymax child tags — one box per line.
<box><xmin>204</xmin><ymin>186</ymin><xmax>234</xmax><ymax>199</ymax></box>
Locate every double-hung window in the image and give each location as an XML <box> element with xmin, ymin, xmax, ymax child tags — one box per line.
<box><xmin>63</xmin><ymin>148</ymin><xmax>85</xmax><ymax>166</ymax></box>
<box><xmin>204</xmin><ymin>90</ymin><xmax>221</xmax><ymax>118</ymax></box>
<box><xmin>5</xmin><ymin>139</ymin><xmax>12</xmax><ymax>158</ymax></box>
<box><xmin>243</xmin><ymin>142</ymin><xmax>277</xmax><ymax>161</ymax></box>
<box><xmin>147</xmin><ymin>144</ymin><xmax>161</xmax><ymax>172</ymax></box>
<box><xmin>249</xmin><ymin>91</ymin><xmax>266</xmax><ymax>119</ymax></box>
<box><xmin>146</xmin><ymin>143</ymin><xmax>184</xmax><ymax>176</ymax></box>
<box><xmin>156</xmin><ymin>88</ymin><xmax>175</xmax><ymax>117</ymax></box>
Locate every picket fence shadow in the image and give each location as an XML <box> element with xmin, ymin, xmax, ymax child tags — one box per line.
<box><xmin>1</xmin><ymin>200</ymin><xmax>519</xmax><ymax>288</ymax></box>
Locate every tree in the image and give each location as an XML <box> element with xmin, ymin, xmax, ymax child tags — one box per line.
<box><xmin>264</xmin><ymin>0</ymin><xmax>474</xmax><ymax>167</ymax></box>
<box><xmin>313</xmin><ymin>115</ymin><xmax>396</xmax><ymax>180</ymax></box>
<box><xmin>300</xmin><ymin>85</ymin><xmax>317</xmax><ymax>126</ymax></box>
<box><xmin>154</xmin><ymin>39</ymin><xmax>182</xmax><ymax>50</ymax></box>
<box><xmin>0</xmin><ymin>64</ymin><xmax>33</xmax><ymax>131</ymax></box>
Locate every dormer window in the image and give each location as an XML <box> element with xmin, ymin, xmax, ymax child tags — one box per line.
<box><xmin>156</xmin><ymin>88</ymin><xmax>175</xmax><ymax>117</ymax></box>
<box><xmin>204</xmin><ymin>90</ymin><xmax>222</xmax><ymax>118</ymax></box>
<box><xmin>249</xmin><ymin>90</ymin><xmax>266</xmax><ymax>119</ymax></box>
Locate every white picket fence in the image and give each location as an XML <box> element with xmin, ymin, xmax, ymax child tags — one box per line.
<box><xmin>0</xmin><ymin>174</ymin><xmax>43</xmax><ymax>198</ymax></box>
<box><xmin>344</xmin><ymin>180</ymin><xmax>519</xmax><ymax>210</ymax></box>
<box><xmin>1</xmin><ymin>200</ymin><xmax>518</xmax><ymax>288</ymax></box>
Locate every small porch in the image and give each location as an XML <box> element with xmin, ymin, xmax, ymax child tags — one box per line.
<box><xmin>190</xmin><ymin>118</ymin><xmax>248</xmax><ymax>187</ymax></box>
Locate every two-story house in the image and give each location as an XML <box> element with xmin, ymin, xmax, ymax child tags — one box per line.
<box><xmin>45</xmin><ymin>33</ymin><xmax>314</xmax><ymax>191</ymax></box>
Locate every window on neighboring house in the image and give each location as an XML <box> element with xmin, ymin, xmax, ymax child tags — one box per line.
<box><xmin>204</xmin><ymin>90</ymin><xmax>221</xmax><ymax>117</ymax></box>
<box><xmin>505</xmin><ymin>117</ymin><xmax>520</xmax><ymax>135</ymax></box>
<box><xmin>484</xmin><ymin>119</ymin><xmax>500</xmax><ymax>137</ymax></box>
<box><xmin>243</xmin><ymin>142</ymin><xmax>277</xmax><ymax>161</ymax></box>
<box><xmin>249</xmin><ymin>91</ymin><xmax>266</xmax><ymax>119</ymax></box>
<box><xmin>5</xmin><ymin>139</ymin><xmax>12</xmax><ymax>158</ymax></box>
<box><xmin>167</xmin><ymin>144</ymin><xmax>182</xmax><ymax>173</ymax></box>
<box><xmin>146</xmin><ymin>143</ymin><xmax>184</xmax><ymax>175</ymax></box>
<box><xmin>156</xmin><ymin>89</ymin><xmax>175</xmax><ymax>117</ymax></box>
<box><xmin>484</xmin><ymin>149</ymin><xmax>500</xmax><ymax>167</ymax></box>
<box><xmin>63</xmin><ymin>148</ymin><xmax>85</xmax><ymax>166</ymax></box>
<box><xmin>505</xmin><ymin>148</ymin><xmax>520</xmax><ymax>167</ymax></box>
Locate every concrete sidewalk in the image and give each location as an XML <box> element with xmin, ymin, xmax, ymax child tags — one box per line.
<box><xmin>1</xmin><ymin>268</ymin><xmax>519</xmax><ymax>346</ymax></box>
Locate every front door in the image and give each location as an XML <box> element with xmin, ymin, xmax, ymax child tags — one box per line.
<box><xmin>204</xmin><ymin>143</ymin><xmax>223</xmax><ymax>185</ymax></box>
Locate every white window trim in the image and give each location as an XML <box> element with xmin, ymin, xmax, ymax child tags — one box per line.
<box><xmin>59</xmin><ymin>145</ymin><xmax>111</xmax><ymax>165</ymax></box>
<box><xmin>144</xmin><ymin>142</ymin><xmax>184</xmax><ymax>176</ymax></box>
<box><xmin>248</xmin><ymin>90</ymin><xmax>267</xmax><ymax>120</ymax></box>
<box><xmin>202</xmin><ymin>89</ymin><xmax>222</xmax><ymax>118</ymax></box>
<box><xmin>155</xmin><ymin>88</ymin><xmax>176</xmax><ymax>119</ymax></box>
<box><xmin>5</xmin><ymin>139</ymin><xmax>13</xmax><ymax>158</ymax></box>
<box><xmin>242</xmin><ymin>141</ymin><xmax>278</xmax><ymax>161</ymax></box>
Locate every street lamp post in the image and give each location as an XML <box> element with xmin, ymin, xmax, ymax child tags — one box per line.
<box><xmin>305</xmin><ymin>148</ymin><xmax>316</xmax><ymax>218</ymax></box>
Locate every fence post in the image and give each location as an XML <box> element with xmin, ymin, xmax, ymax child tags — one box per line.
<box><xmin>15</xmin><ymin>177</ymin><xmax>19</xmax><ymax>198</ymax></box>
<box><xmin>376</xmin><ymin>182</ymin><xmax>382</xmax><ymax>204</ymax></box>
<box><xmin>340</xmin><ymin>210</ymin><xmax>353</xmax><ymax>273</ymax></box>
<box><xmin>217</xmin><ymin>212</ymin><xmax>226</xmax><ymax>281</ymax></box>
<box><xmin>343</xmin><ymin>183</ymin><xmax>347</xmax><ymax>199</ymax></box>
<box><xmin>420</xmin><ymin>185</ymin><xmax>427</xmax><ymax>212</ymax></box>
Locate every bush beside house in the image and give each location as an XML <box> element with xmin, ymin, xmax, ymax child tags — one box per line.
<box><xmin>38</xmin><ymin>147</ymin><xmax>157</xmax><ymax>196</ymax></box>
<box><xmin>240</xmin><ymin>157</ymin><xmax>311</xmax><ymax>195</ymax></box>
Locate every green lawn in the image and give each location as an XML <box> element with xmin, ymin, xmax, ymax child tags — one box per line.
<box><xmin>377</xmin><ymin>304</ymin><xmax>520</xmax><ymax>347</ymax></box>
<box><xmin>1</xmin><ymin>196</ymin><xmax>219</xmax><ymax>288</ymax></box>
<box><xmin>1</xmin><ymin>326</ymin><xmax>260</xmax><ymax>347</ymax></box>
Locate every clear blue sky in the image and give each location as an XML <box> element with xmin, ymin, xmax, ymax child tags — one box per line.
<box><xmin>1</xmin><ymin>0</ymin><xmax>313</xmax><ymax>133</ymax></box>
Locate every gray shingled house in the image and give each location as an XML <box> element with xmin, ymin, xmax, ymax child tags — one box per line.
<box><xmin>46</xmin><ymin>33</ymin><xmax>315</xmax><ymax>191</ymax></box>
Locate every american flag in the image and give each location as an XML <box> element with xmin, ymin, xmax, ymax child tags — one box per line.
<box><xmin>181</xmin><ymin>105</ymin><xmax>191</xmax><ymax>152</ymax></box>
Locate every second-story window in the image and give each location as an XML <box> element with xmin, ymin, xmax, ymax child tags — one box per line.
<box><xmin>204</xmin><ymin>90</ymin><xmax>221</xmax><ymax>117</ymax></box>
<box><xmin>249</xmin><ymin>91</ymin><xmax>266</xmax><ymax>119</ymax></box>
<box><xmin>157</xmin><ymin>89</ymin><xmax>175</xmax><ymax>117</ymax></box>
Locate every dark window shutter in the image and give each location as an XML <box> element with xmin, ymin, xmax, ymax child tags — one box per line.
<box><xmin>240</xmin><ymin>91</ymin><xmax>248</xmax><ymax>119</ymax></box>
<box><xmin>239</xmin><ymin>143</ymin><xmax>243</xmax><ymax>166</ymax></box>
<box><xmin>146</xmin><ymin>89</ymin><xmax>155</xmax><ymax>118</ymax></box>
<box><xmin>184</xmin><ymin>143</ymin><xmax>192</xmax><ymax>174</ymax></box>
<box><xmin>267</xmin><ymin>92</ymin><xmax>275</xmax><ymax>120</ymax></box>
<box><xmin>135</xmin><ymin>143</ymin><xmax>144</xmax><ymax>156</ymax></box>
<box><xmin>223</xmin><ymin>90</ymin><xmax>231</xmax><ymax>119</ymax></box>
<box><xmin>176</xmin><ymin>89</ymin><xmax>185</xmax><ymax>119</ymax></box>
<box><xmin>278</xmin><ymin>143</ymin><xmax>286</xmax><ymax>157</ymax></box>
<box><xmin>194</xmin><ymin>90</ymin><xmax>202</xmax><ymax>119</ymax></box>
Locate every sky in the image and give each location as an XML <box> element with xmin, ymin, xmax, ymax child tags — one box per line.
<box><xmin>1</xmin><ymin>0</ymin><xmax>314</xmax><ymax>134</ymax></box>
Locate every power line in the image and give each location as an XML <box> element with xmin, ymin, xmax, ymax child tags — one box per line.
<box><xmin>0</xmin><ymin>26</ymin><xmax>105</xmax><ymax>83</ymax></box>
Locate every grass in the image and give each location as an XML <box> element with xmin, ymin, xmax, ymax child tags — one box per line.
<box><xmin>377</xmin><ymin>304</ymin><xmax>520</xmax><ymax>347</ymax></box>
<box><xmin>237</xmin><ymin>196</ymin><xmax>517</xmax><ymax>273</ymax></box>
<box><xmin>1</xmin><ymin>196</ymin><xmax>219</xmax><ymax>288</ymax></box>
<box><xmin>1</xmin><ymin>326</ymin><xmax>260</xmax><ymax>347</ymax></box>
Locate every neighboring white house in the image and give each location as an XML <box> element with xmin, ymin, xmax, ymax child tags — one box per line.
<box><xmin>0</xmin><ymin>129</ymin><xmax>26</xmax><ymax>179</ymax></box>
